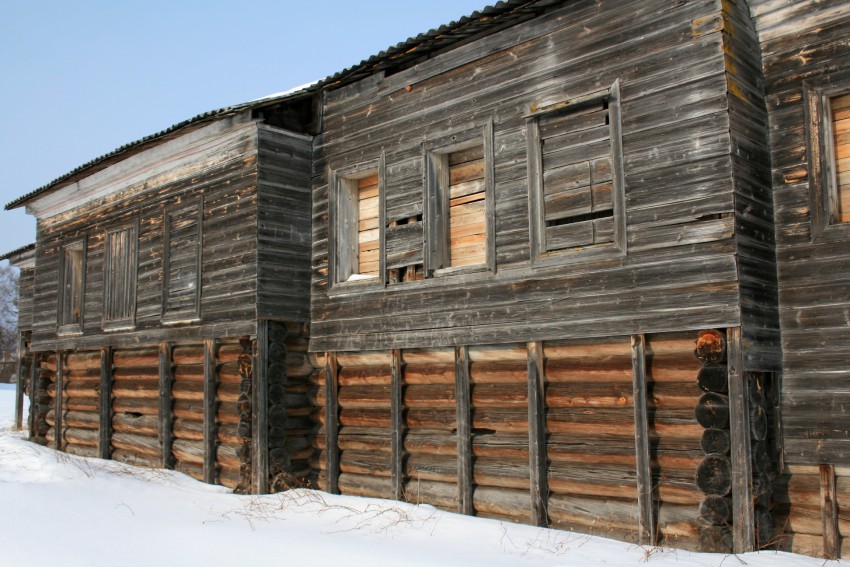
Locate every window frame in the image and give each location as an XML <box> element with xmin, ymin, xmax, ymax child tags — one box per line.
<box><xmin>328</xmin><ymin>153</ymin><xmax>387</xmax><ymax>289</ymax></box>
<box><xmin>804</xmin><ymin>71</ymin><xmax>850</xmax><ymax>242</ymax></box>
<box><xmin>102</xmin><ymin>219</ymin><xmax>139</xmax><ymax>331</ymax></box>
<box><xmin>423</xmin><ymin>119</ymin><xmax>496</xmax><ymax>277</ymax></box>
<box><xmin>526</xmin><ymin>80</ymin><xmax>626</xmax><ymax>266</ymax></box>
<box><xmin>57</xmin><ymin>237</ymin><xmax>86</xmax><ymax>336</ymax></box>
<box><xmin>161</xmin><ymin>197</ymin><xmax>203</xmax><ymax>324</ymax></box>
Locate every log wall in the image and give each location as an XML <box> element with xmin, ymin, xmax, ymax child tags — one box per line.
<box><xmin>59</xmin><ymin>351</ymin><xmax>101</xmax><ymax>459</ymax></box>
<box><xmin>171</xmin><ymin>344</ymin><xmax>206</xmax><ymax>481</ymax></box>
<box><xmin>111</xmin><ymin>347</ymin><xmax>160</xmax><ymax>469</ymax></box>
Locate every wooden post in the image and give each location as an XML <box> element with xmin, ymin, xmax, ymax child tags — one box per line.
<box><xmin>820</xmin><ymin>464</ymin><xmax>840</xmax><ymax>559</ymax></box>
<box><xmin>99</xmin><ymin>346</ymin><xmax>113</xmax><ymax>460</ymax></box>
<box><xmin>527</xmin><ymin>341</ymin><xmax>548</xmax><ymax>526</ymax></box>
<box><xmin>158</xmin><ymin>343</ymin><xmax>173</xmax><ymax>468</ymax></box>
<box><xmin>14</xmin><ymin>333</ymin><xmax>25</xmax><ymax>430</ymax></box>
<box><xmin>324</xmin><ymin>352</ymin><xmax>340</xmax><ymax>495</ymax></box>
<box><xmin>54</xmin><ymin>350</ymin><xmax>63</xmax><ymax>451</ymax></box>
<box><xmin>29</xmin><ymin>352</ymin><xmax>38</xmax><ymax>440</ymax></box>
<box><xmin>391</xmin><ymin>348</ymin><xmax>404</xmax><ymax>501</ymax></box>
<box><xmin>727</xmin><ymin>327</ymin><xmax>754</xmax><ymax>553</ymax></box>
<box><xmin>455</xmin><ymin>345</ymin><xmax>473</xmax><ymax>516</ymax></box>
<box><xmin>631</xmin><ymin>334</ymin><xmax>655</xmax><ymax>545</ymax></box>
<box><xmin>203</xmin><ymin>338</ymin><xmax>217</xmax><ymax>485</ymax></box>
<box><xmin>252</xmin><ymin>324</ymin><xmax>269</xmax><ymax>494</ymax></box>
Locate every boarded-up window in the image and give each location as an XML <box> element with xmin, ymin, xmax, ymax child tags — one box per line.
<box><xmin>58</xmin><ymin>240</ymin><xmax>85</xmax><ymax>333</ymax></box>
<box><xmin>528</xmin><ymin>82</ymin><xmax>626</xmax><ymax>262</ymax></box>
<box><xmin>829</xmin><ymin>93</ymin><xmax>850</xmax><ymax>223</ymax></box>
<box><xmin>424</xmin><ymin>121</ymin><xmax>494</xmax><ymax>275</ymax></box>
<box><xmin>163</xmin><ymin>199</ymin><xmax>202</xmax><ymax>322</ymax></box>
<box><xmin>103</xmin><ymin>223</ymin><xmax>137</xmax><ymax>329</ymax></box>
<box><xmin>330</xmin><ymin>159</ymin><xmax>385</xmax><ymax>286</ymax></box>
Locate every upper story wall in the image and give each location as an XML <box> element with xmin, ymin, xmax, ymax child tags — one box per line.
<box><xmin>29</xmin><ymin>116</ymin><xmax>262</xmax><ymax>350</ymax></box>
<box><xmin>751</xmin><ymin>0</ymin><xmax>850</xmax><ymax>464</ymax></box>
<box><xmin>310</xmin><ymin>0</ymin><xmax>746</xmax><ymax>353</ymax></box>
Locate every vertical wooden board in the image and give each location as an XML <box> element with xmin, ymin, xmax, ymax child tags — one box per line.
<box><xmin>325</xmin><ymin>352</ymin><xmax>340</xmax><ymax>495</ymax></box>
<box><xmin>631</xmin><ymin>334</ymin><xmax>655</xmax><ymax>545</ymax></box>
<box><xmin>100</xmin><ymin>347</ymin><xmax>113</xmax><ymax>460</ymax></box>
<box><xmin>158</xmin><ymin>343</ymin><xmax>173</xmax><ymax>468</ymax></box>
<box><xmin>727</xmin><ymin>327</ymin><xmax>754</xmax><ymax>553</ymax></box>
<box><xmin>821</xmin><ymin>464</ymin><xmax>840</xmax><ymax>559</ymax></box>
<box><xmin>203</xmin><ymin>339</ymin><xmax>217</xmax><ymax>485</ymax></box>
<box><xmin>14</xmin><ymin>333</ymin><xmax>25</xmax><ymax>431</ymax></box>
<box><xmin>55</xmin><ymin>351</ymin><xmax>63</xmax><ymax>451</ymax></box>
<box><xmin>253</xmin><ymin>325</ymin><xmax>269</xmax><ymax>494</ymax></box>
<box><xmin>456</xmin><ymin>346</ymin><xmax>473</xmax><ymax>515</ymax></box>
<box><xmin>527</xmin><ymin>341</ymin><xmax>548</xmax><ymax>526</ymax></box>
<box><xmin>391</xmin><ymin>349</ymin><xmax>404</xmax><ymax>500</ymax></box>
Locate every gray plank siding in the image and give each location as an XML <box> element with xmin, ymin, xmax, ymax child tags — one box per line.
<box><xmin>311</xmin><ymin>1</ymin><xmax>743</xmax><ymax>352</ymax></box>
<box><xmin>29</xmin><ymin>121</ymin><xmax>260</xmax><ymax>351</ymax></box>
<box><xmin>751</xmin><ymin>0</ymin><xmax>850</xmax><ymax>466</ymax></box>
<box><xmin>256</xmin><ymin>125</ymin><xmax>313</xmax><ymax>322</ymax></box>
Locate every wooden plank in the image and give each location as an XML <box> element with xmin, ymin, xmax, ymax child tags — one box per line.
<box><xmin>391</xmin><ymin>349</ymin><xmax>404</xmax><ymax>500</ymax></box>
<box><xmin>99</xmin><ymin>347</ymin><xmax>113</xmax><ymax>460</ymax></box>
<box><xmin>455</xmin><ymin>345</ymin><xmax>473</xmax><ymax>515</ymax></box>
<box><xmin>527</xmin><ymin>341</ymin><xmax>548</xmax><ymax>526</ymax></box>
<box><xmin>631</xmin><ymin>334</ymin><xmax>655</xmax><ymax>545</ymax></box>
<box><xmin>203</xmin><ymin>338</ymin><xmax>217</xmax><ymax>485</ymax></box>
<box><xmin>820</xmin><ymin>464</ymin><xmax>840</xmax><ymax>559</ymax></box>
<box><xmin>253</xmin><ymin>323</ymin><xmax>269</xmax><ymax>494</ymax></box>
<box><xmin>55</xmin><ymin>351</ymin><xmax>63</xmax><ymax>451</ymax></box>
<box><xmin>324</xmin><ymin>352</ymin><xmax>340</xmax><ymax>493</ymax></box>
<box><xmin>727</xmin><ymin>327</ymin><xmax>754</xmax><ymax>553</ymax></box>
<box><xmin>158</xmin><ymin>343</ymin><xmax>173</xmax><ymax>468</ymax></box>
<box><xmin>29</xmin><ymin>352</ymin><xmax>38</xmax><ymax>441</ymax></box>
<box><xmin>14</xmin><ymin>333</ymin><xmax>24</xmax><ymax>430</ymax></box>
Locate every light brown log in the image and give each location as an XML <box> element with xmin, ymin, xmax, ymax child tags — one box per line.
<box><xmin>112</xmin><ymin>349</ymin><xmax>159</xmax><ymax>367</ymax></box>
<box><xmin>113</xmin><ymin>413</ymin><xmax>158</xmax><ymax>436</ymax></box>
<box><xmin>400</xmin><ymin>348</ymin><xmax>456</xmax><ymax>364</ymax></box>
<box><xmin>65</xmin><ymin>444</ymin><xmax>99</xmax><ymax>458</ymax></box>
<box><xmin>112</xmin><ymin>398</ymin><xmax>159</xmax><ymax>415</ymax></box>
<box><xmin>547</xmin><ymin>382</ymin><xmax>632</xmax><ymax>408</ymax></box>
<box><xmin>216</xmin><ymin>382</ymin><xmax>240</xmax><ymax>403</ymax></box>
<box><xmin>338</xmin><ymin>472</ymin><xmax>393</xmax><ymax>499</ymax></box>
<box><xmin>174</xmin><ymin>460</ymin><xmax>204</xmax><ymax>481</ymax></box>
<box><xmin>403</xmin><ymin>478</ymin><xmax>458</xmax><ymax>509</ymax></box>
<box><xmin>171</xmin><ymin>346</ymin><xmax>205</xmax><ymax>365</ymax></box>
<box><xmin>111</xmin><ymin>432</ymin><xmax>160</xmax><ymax>457</ymax></box>
<box><xmin>473</xmin><ymin>486</ymin><xmax>531</xmax><ymax>518</ymax></box>
<box><xmin>64</xmin><ymin>351</ymin><xmax>103</xmax><ymax>371</ymax></box>
<box><xmin>217</xmin><ymin>343</ymin><xmax>243</xmax><ymax>364</ymax></box>
<box><xmin>112</xmin><ymin>380</ymin><xmax>160</xmax><ymax>399</ymax></box>
<box><xmin>174</xmin><ymin>365</ymin><xmax>205</xmax><ymax>382</ymax></box>
<box><xmin>173</xmin><ymin>418</ymin><xmax>205</xmax><ymax>441</ymax></box>
<box><xmin>172</xmin><ymin>399</ymin><xmax>204</xmax><ymax>420</ymax></box>
<box><xmin>172</xmin><ymin>439</ymin><xmax>205</xmax><ymax>465</ymax></box>
<box><xmin>112</xmin><ymin>367</ymin><xmax>159</xmax><ymax>379</ymax></box>
<box><xmin>468</xmin><ymin>344</ymin><xmax>528</xmax><ymax>363</ymax></box>
<box><xmin>695</xmin><ymin>330</ymin><xmax>726</xmax><ymax>364</ymax></box>
<box><xmin>64</xmin><ymin>427</ymin><xmax>99</xmax><ymax>447</ymax></box>
<box><xmin>336</xmin><ymin>352</ymin><xmax>392</xmax><ymax>367</ymax></box>
<box><xmin>338</xmin><ymin>366</ymin><xmax>391</xmax><ymax>386</ymax></box>
<box><xmin>112</xmin><ymin>449</ymin><xmax>160</xmax><ymax>469</ymax></box>
<box><xmin>172</xmin><ymin>381</ymin><xmax>204</xmax><ymax>401</ymax></box>
<box><xmin>403</xmin><ymin>364</ymin><xmax>455</xmax><ymax>385</ymax></box>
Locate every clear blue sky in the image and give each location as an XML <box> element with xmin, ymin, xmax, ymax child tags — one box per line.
<box><xmin>0</xmin><ymin>0</ymin><xmax>491</xmax><ymax>256</ymax></box>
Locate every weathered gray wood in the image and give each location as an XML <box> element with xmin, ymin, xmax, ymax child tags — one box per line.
<box><xmin>526</xmin><ymin>341</ymin><xmax>547</xmax><ymax>527</ymax></box>
<box><xmin>28</xmin><ymin>352</ymin><xmax>38</xmax><ymax>440</ymax></box>
<box><xmin>55</xmin><ymin>351</ymin><xmax>64</xmax><ymax>451</ymax></box>
<box><xmin>158</xmin><ymin>343</ymin><xmax>173</xmax><ymax>468</ymax></box>
<box><xmin>203</xmin><ymin>338</ymin><xmax>217</xmax><ymax>485</ymax></box>
<box><xmin>455</xmin><ymin>345</ymin><xmax>473</xmax><ymax>516</ymax></box>
<box><xmin>820</xmin><ymin>464</ymin><xmax>840</xmax><ymax>559</ymax></box>
<box><xmin>253</xmin><ymin>323</ymin><xmax>269</xmax><ymax>494</ymax></box>
<box><xmin>99</xmin><ymin>346</ymin><xmax>113</xmax><ymax>459</ymax></box>
<box><xmin>390</xmin><ymin>348</ymin><xmax>404</xmax><ymax>500</ymax></box>
<box><xmin>14</xmin><ymin>333</ymin><xmax>24</xmax><ymax>430</ymax></box>
<box><xmin>727</xmin><ymin>327</ymin><xmax>754</xmax><ymax>553</ymax></box>
<box><xmin>325</xmin><ymin>351</ymin><xmax>340</xmax><ymax>495</ymax></box>
<box><xmin>631</xmin><ymin>334</ymin><xmax>655</xmax><ymax>545</ymax></box>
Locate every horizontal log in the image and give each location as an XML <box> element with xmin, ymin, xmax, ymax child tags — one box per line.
<box><xmin>403</xmin><ymin>364</ymin><xmax>455</xmax><ymax>385</ymax></box>
<box><xmin>171</xmin><ymin>346</ymin><xmax>205</xmax><ymax>365</ymax></box>
<box><xmin>112</xmin><ymin>449</ymin><xmax>160</xmax><ymax>469</ymax></box>
<box><xmin>545</xmin><ymin>360</ymin><xmax>633</xmax><ymax>383</ymax></box>
<box><xmin>218</xmin><ymin>362</ymin><xmax>242</xmax><ymax>384</ymax></box>
<box><xmin>338</xmin><ymin>366</ymin><xmax>392</xmax><ymax>386</ymax></box>
<box><xmin>473</xmin><ymin>486</ymin><xmax>530</xmax><ymax>519</ymax></box>
<box><xmin>217</xmin><ymin>343</ymin><xmax>243</xmax><ymax>364</ymax></box>
<box><xmin>173</xmin><ymin>399</ymin><xmax>204</xmax><ymax>420</ymax></box>
<box><xmin>112</xmin><ymin>398</ymin><xmax>159</xmax><ymax>415</ymax></box>
<box><xmin>112</xmin><ymin>349</ymin><xmax>159</xmax><ymax>367</ymax></box>
<box><xmin>174</xmin><ymin>418</ymin><xmax>204</xmax><ymax>441</ymax></box>
<box><xmin>64</xmin><ymin>427</ymin><xmax>99</xmax><ymax>447</ymax></box>
<box><xmin>174</xmin><ymin>365</ymin><xmax>205</xmax><ymax>382</ymax></box>
<box><xmin>64</xmin><ymin>351</ymin><xmax>102</xmax><ymax>371</ymax></box>
<box><xmin>543</xmin><ymin>339</ymin><xmax>631</xmax><ymax>360</ymax></box>
<box><xmin>403</xmin><ymin>478</ymin><xmax>457</xmax><ymax>509</ymax></box>
<box><xmin>173</xmin><ymin>439</ymin><xmax>205</xmax><ymax>465</ymax></box>
<box><xmin>336</xmin><ymin>352</ymin><xmax>392</xmax><ymax>367</ymax></box>
<box><xmin>547</xmin><ymin>382</ymin><xmax>632</xmax><ymax>408</ymax></box>
<box><xmin>217</xmin><ymin>382</ymin><xmax>240</xmax><ymax>403</ymax></box>
<box><xmin>112</xmin><ymin>380</ymin><xmax>160</xmax><ymax>399</ymax></box>
<box><xmin>113</xmin><ymin>413</ymin><xmax>158</xmax><ymax>436</ymax></box>
<box><xmin>217</xmin><ymin>422</ymin><xmax>241</xmax><ymax>445</ymax></box>
<box><xmin>64</xmin><ymin>397</ymin><xmax>98</xmax><ymax>412</ymax></box>
<box><xmin>338</xmin><ymin>472</ymin><xmax>393</xmax><ymax>499</ymax></box>
<box><xmin>219</xmin><ymin>466</ymin><xmax>240</xmax><ymax>489</ymax></box>
<box><xmin>172</xmin><ymin>381</ymin><xmax>204</xmax><ymax>401</ymax></box>
<box><xmin>113</xmin><ymin>367</ymin><xmax>158</xmax><ymax>380</ymax></box>
<box><xmin>65</xmin><ymin>443</ymin><xmax>99</xmax><ymax>458</ymax></box>
<box><xmin>111</xmin><ymin>431</ymin><xmax>160</xmax><ymax>458</ymax></box>
<box><xmin>174</xmin><ymin>460</ymin><xmax>204</xmax><ymax>481</ymax></box>
<box><xmin>399</xmin><ymin>348</ymin><xmax>455</xmax><ymax>365</ymax></box>
<box><xmin>216</xmin><ymin>443</ymin><xmax>241</xmax><ymax>469</ymax></box>
<box><xmin>47</xmin><ymin>410</ymin><xmax>99</xmax><ymax>429</ymax></box>
<box><xmin>548</xmin><ymin>493</ymin><xmax>640</xmax><ymax>534</ymax></box>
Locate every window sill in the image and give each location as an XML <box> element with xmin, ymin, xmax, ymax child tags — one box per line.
<box><xmin>56</xmin><ymin>326</ymin><xmax>83</xmax><ymax>337</ymax></box>
<box><xmin>161</xmin><ymin>317</ymin><xmax>202</xmax><ymax>326</ymax></box>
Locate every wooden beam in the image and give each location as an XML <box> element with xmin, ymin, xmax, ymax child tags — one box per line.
<box><xmin>455</xmin><ymin>345</ymin><xmax>473</xmax><ymax>516</ymax></box>
<box><xmin>631</xmin><ymin>334</ymin><xmax>655</xmax><ymax>545</ymax></box>
<box><xmin>252</xmin><ymin>323</ymin><xmax>270</xmax><ymax>494</ymax></box>
<box><xmin>99</xmin><ymin>347</ymin><xmax>113</xmax><ymax>460</ymax></box>
<box><xmin>158</xmin><ymin>343</ymin><xmax>173</xmax><ymax>468</ymax></box>
<box><xmin>203</xmin><ymin>338</ymin><xmax>217</xmax><ymax>485</ymax></box>
<box><xmin>54</xmin><ymin>350</ymin><xmax>63</xmax><ymax>451</ymax></box>
<box><xmin>324</xmin><ymin>352</ymin><xmax>340</xmax><ymax>495</ymax></box>
<box><xmin>14</xmin><ymin>333</ymin><xmax>25</xmax><ymax>431</ymax></box>
<box><xmin>390</xmin><ymin>348</ymin><xmax>404</xmax><ymax>501</ymax></box>
<box><xmin>29</xmin><ymin>352</ymin><xmax>38</xmax><ymax>440</ymax></box>
<box><xmin>727</xmin><ymin>327</ymin><xmax>754</xmax><ymax>553</ymax></box>
<box><xmin>527</xmin><ymin>341</ymin><xmax>548</xmax><ymax>526</ymax></box>
<box><xmin>820</xmin><ymin>464</ymin><xmax>840</xmax><ymax>559</ymax></box>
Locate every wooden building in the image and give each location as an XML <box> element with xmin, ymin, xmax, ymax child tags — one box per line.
<box><xmin>4</xmin><ymin>0</ymin><xmax>850</xmax><ymax>559</ymax></box>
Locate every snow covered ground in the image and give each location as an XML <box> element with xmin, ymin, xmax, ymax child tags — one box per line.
<box><xmin>0</xmin><ymin>383</ymin><xmax>843</xmax><ymax>567</ymax></box>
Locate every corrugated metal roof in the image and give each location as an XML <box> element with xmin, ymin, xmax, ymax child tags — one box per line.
<box><xmin>5</xmin><ymin>0</ymin><xmax>553</xmax><ymax>212</ymax></box>
<box><xmin>0</xmin><ymin>243</ymin><xmax>36</xmax><ymax>262</ymax></box>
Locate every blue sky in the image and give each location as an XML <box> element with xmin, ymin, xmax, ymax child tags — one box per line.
<box><xmin>0</xmin><ymin>0</ymin><xmax>491</xmax><ymax>255</ymax></box>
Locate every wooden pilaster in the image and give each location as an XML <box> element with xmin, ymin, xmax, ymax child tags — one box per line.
<box><xmin>820</xmin><ymin>464</ymin><xmax>840</xmax><ymax>559</ymax></box>
<box><xmin>252</xmin><ymin>323</ymin><xmax>270</xmax><ymax>494</ymax></box>
<box><xmin>390</xmin><ymin>348</ymin><xmax>404</xmax><ymax>501</ymax></box>
<box><xmin>203</xmin><ymin>338</ymin><xmax>217</xmax><ymax>485</ymax></box>
<box><xmin>29</xmin><ymin>352</ymin><xmax>38</xmax><ymax>440</ymax></box>
<box><xmin>14</xmin><ymin>333</ymin><xmax>25</xmax><ymax>430</ymax></box>
<box><xmin>727</xmin><ymin>327</ymin><xmax>754</xmax><ymax>553</ymax></box>
<box><xmin>455</xmin><ymin>345</ymin><xmax>473</xmax><ymax>516</ymax></box>
<box><xmin>527</xmin><ymin>341</ymin><xmax>548</xmax><ymax>526</ymax></box>
<box><xmin>99</xmin><ymin>346</ymin><xmax>113</xmax><ymax>460</ymax></box>
<box><xmin>324</xmin><ymin>352</ymin><xmax>340</xmax><ymax>494</ymax></box>
<box><xmin>54</xmin><ymin>350</ymin><xmax>63</xmax><ymax>451</ymax></box>
<box><xmin>631</xmin><ymin>334</ymin><xmax>655</xmax><ymax>545</ymax></box>
<box><xmin>158</xmin><ymin>342</ymin><xmax>173</xmax><ymax>468</ymax></box>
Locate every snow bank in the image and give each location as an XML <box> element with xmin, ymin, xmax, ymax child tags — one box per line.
<box><xmin>0</xmin><ymin>385</ymin><xmax>844</xmax><ymax>567</ymax></box>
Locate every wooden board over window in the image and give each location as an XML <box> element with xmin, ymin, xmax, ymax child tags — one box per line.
<box><xmin>539</xmin><ymin>100</ymin><xmax>614</xmax><ymax>250</ymax></box>
<box><xmin>831</xmin><ymin>93</ymin><xmax>850</xmax><ymax>223</ymax></box>
<box><xmin>103</xmin><ymin>223</ymin><xmax>137</xmax><ymax>329</ymax></box>
<box><xmin>448</xmin><ymin>146</ymin><xmax>486</xmax><ymax>267</ymax></box>
<box><xmin>357</xmin><ymin>174</ymin><xmax>380</xmax><ymax>277</ymax></box>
